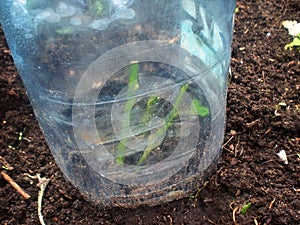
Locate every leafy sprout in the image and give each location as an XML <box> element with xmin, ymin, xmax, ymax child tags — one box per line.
<box><xmin>282</xmin><ymin>20</ymin><xmax>300</xmax><ymax>51</ymax></box>
<box><xmin>116</xmin><ymin>62</ymin><xmax>139</xmax><ymax>165</ymax></box>
<box><xmin>116</xmin><ymin>62</ymin><xmax>210</xmax><ymax>166</ymax></box>
<box><xmin>274</xmin><ymin>101</ymin><xmax>287</xmax><ymax>116</ymax></box>
<box><xmin>241</xmin><ymin>202</ymin><xmax>252</xmax><ymax>215</ymax></box>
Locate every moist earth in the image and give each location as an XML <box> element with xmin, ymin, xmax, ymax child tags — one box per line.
<box><xmin>1</xmin><ymin>0</ymin><xmax>300</xmax><ymax>224</ymax></box>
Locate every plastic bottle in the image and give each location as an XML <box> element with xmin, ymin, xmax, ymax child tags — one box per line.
<box><xmin>0</xmin><ymin>0</ymin><xmax>236</xmax><ymax>207</ymax></box>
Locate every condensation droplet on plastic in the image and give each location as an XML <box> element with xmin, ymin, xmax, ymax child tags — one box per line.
<box><xmin>35</xmin><ymin>9</ymin><xmax>61</xmax><ymax>23</ymax></box>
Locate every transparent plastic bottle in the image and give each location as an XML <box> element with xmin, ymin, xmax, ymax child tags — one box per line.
<box><xmin>0</xmin><ymin>0</ymin><xmax>236</xmax><ymax>207</ymax></box>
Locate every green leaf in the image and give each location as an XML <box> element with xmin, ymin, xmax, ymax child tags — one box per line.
<box><xmin>116</xmin><ymin>62</ymin><xmax>139</xmax><ymax>165</ymax></box>
<box><xmin>191</xmin><ymin>99</ymin><xmax>210</xmax><ymax>117</ymax></box>
<box><xmin>128</xmin><ymin>62</ymin><xmax>139</xmax><ymax>91</ymax></box>
<box><xmin>116</xmin><ymin>142</ymin><xmax>126</xmax><ymax>165</ymax></box>
<box><xmin>241</xmin><ymin>202</ymin><xmax>252</xmax><ymax>215</ymax></box>
<box><xmin>137</xmin><ymin>84</ymin><xmax>189</xmax><ymax>165</ymax></box>
<box><xmin>292</xmin><ymin>37</ymin><xmax>300</xmax><ymax>46</ymax></box>
<box><xmin>285</xmin><ymin>37</ymin><xmax>300</xmax><ymax>50</ymax></box>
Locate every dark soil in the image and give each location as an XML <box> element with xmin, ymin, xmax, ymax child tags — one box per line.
<box><xmin>1</xmin><ymin>0</ymin><xmax>300</xmax><ymax>224</ymax></box>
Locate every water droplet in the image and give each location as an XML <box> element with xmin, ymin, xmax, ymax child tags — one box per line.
<box><xmin>70</xmin><ymin>16</ymin><xmax>82</xmax><ymax>26</ymax></box>
<box><xmin>89</xmin><ymin>18</ymin><xmax>111</xmax><ymax>30</ymax></box>
<box><xmin>36</xmin><ymin>9</ymin><xmax>61</xmax><ymax>23</ymax></box>
<box><xmin>113</xmin><ymin>7</ymin><xmax>135</xmax><ymax>20</ymax></box>
<box><xmin>56</xmin><ymin>2</ymin><xmax>76</xmax><ymax>18</ymax></box>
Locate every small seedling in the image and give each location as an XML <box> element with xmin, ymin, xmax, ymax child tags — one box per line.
<box><xmin>282</xmin><ymin>20</ymin><xmax>300</xmax><ymax>51</ymax></box>
<box><xmin>116</xmin><ymin>62</ymin><xmax>139</xmax><ymax>165</ymax></box>
<box><xmin>137</xmin><ymin>83</ymin><xmax>189</xmax><ymax>166</ymax></box>
<box><xmin>7</xmin><ymin>129</ymin><xmax>26</xmax><ymax>150</ymax></box>
<box><xmin>116</xmin><ymin>62</ymin><xmax>210</xmax><ymax>166</ymax></box>
<box><xmin>8</xmin><ymin>145</ymin><xmax>16</xmax><ymax>150</ymax></box>
<box><xmin>284</xmin><ymin>35</ymin><xmax>300</xmax><ymax>50</ymax></box>
<box><xmin>18</xmin><ymin>131</ymin><xmax>23</xmax><ymax>141</ymax></box>
<box><xmin>191</xmin><ymin>99</ymin><xmax>210</xmax><ymax>117</ymax></box>
<box><xmin>241</xmin><ymin>202</ymin><xmax>252</xmax><ymax>215</ymax></box>
<box><xmin>1</xmin><ymin>165</ymin><xmax>9</xmax><ymax>170</ymax></box>
<box><xmin>274</xmin><ymin>101</ymin><xmax>287</xmax><ymax>116</ymax></box>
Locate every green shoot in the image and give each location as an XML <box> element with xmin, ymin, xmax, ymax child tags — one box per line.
<box><xmin>116</xmin><ymin>62</ymin><xmax>139</xmax><ymax>165</ymax></box>
<box><xmin>18</xmin><ymin>132</ymin><xmax>23</xmax><ymax>141</ymax></box>
<box><xmin>191</xmin><ymin>99</ymin><xmax>210</xmax><ymax>117</ymax></box>
<box><xmin>282</xmin><ymin>20</ymin><xmax>300</xmax><ymax>51</ymax></box>
<box><xmin>141</xmin><ymin>96</ymin><xmax>159</xmax><ymax>124</ymax></box>
<box><xmin>284</xmin><ymin>35</ymin><xmax>300</xmax><ymax>51</ymax></box>
<box><xmin>166</xmin><ymin>83</ymin><xmax>189</xmax><ymax>124</ymax></box>
<box><xmin>127</xmin><ymin>62</ymin><xmax>139</xmax><ymax>91</ymax></box>
<box><xmin>8</xmin><ymin>145</ymin><xmax>16</xmax><ymax>150</ymax></box>
<box><xmin>137</xmin><ymin>85</ymin><xmax>210</xmax><ymax>165</ymax></box>
<box><xmin>136</xmin><ymin>125</ymin><xmax>168</xmax><ymax>166</ymax></box>
<box><xmin>2</xmin><ymin>165</ymin><xmax>10</xmax><ymax>170</ymax></box>
<box><xmin>137</xmin><ymin>84</ymin><xmax>189</xmax><ymax>165</ymax></box>
<box><xmin>115</xmin><ymin>62</ymin><xmax>210</xmax><ymax>166</ymax></box>
<box><xmin>116</xmin><ymin>142</ymin><xmax>126</xmax><ymax>165</ymax></box>
<box><xmin>274</xmin><ymin>101</ymin><xmax>287</xmax><ymax>116</ymax></box>
<box><xmin>241</xmin><ymin>202</ymin><xmax>252</xmax><ymax>215</ymax></box>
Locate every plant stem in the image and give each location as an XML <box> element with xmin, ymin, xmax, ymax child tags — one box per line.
<box><xmin>116</xmin><ymin>62</ymin><xmax>139</xmax><ymax>165</ymax></box>
<box><xmin>141</xmin><ymin>96</ymin><xmax>159</xmax><ymax>124</ymax></box>
<box><xmin>136</xmin><ymin>83</ymin><xmax>189</xmax><ymax>165</ymax></box>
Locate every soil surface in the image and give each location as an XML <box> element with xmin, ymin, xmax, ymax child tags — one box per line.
<box><xmin>1</xmin><ymin>0</ymin><xmax>300</xmax><ymax>224</ymax></box>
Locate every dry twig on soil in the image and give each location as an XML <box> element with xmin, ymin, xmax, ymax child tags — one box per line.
<box><xmin>1</xmin><ymin>171</ymin><xmax>31</xmax><ymax>199</ymax></box>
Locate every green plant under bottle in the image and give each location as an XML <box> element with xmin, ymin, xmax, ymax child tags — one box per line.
<box><xmin>116</xmin><ymin>62</ymin><xmax>210</xmax><ymax>166</ymax></box>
